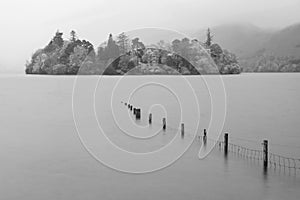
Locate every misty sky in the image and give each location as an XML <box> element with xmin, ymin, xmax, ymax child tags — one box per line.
<box><xmin>0</xmin><ymin>0</ymin><xmax>300</xmax><ymax>73</ymax></box>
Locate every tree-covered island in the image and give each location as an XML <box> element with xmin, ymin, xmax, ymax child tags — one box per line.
<box><xmin>25</xmin><ymin>29</ymin><xmax>241</xmax><ymax>75</ymax></box>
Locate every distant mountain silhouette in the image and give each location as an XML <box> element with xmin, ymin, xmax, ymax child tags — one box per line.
<box><xmin>263</xmin><ymin>23</ymin><xmax>300</xmax><ymax>57</ymax></box>
<box><xmin>192</xmin><ymin>23</ymin><xmax>272</xmax><ymax>58</ymax></box>
<box><xmin>193</xmin><ymin>23</ymin><xmax>300</xmax><ymax>58</ymax></box>
<box><xmin>191</xmin><ymin>23</ymin><xmax>300</xmax><ymax>72</ymax></box>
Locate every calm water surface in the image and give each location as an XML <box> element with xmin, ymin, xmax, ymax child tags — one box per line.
<box><xmin>0</xmin><ymin>73</ymin><xmax>299</xmax><ymax>200</ymax></box>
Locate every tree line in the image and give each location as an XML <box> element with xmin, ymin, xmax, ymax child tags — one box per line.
<box><xmin>25</xmin><ymin>29</ymin><xmax>241</xmax><ymax>75</ymax></box>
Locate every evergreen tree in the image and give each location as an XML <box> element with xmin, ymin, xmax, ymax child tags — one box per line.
<box><xmin>70</xmin><ymin>30</ymin><xmax>77</xmax><ymax>42</ymax></box>
<box><xmin>205</xmin><ymin>28</ymin><xmax>213</xmax><ymax>47</ymax></box>
<box><xmin>116</xmin><ymin>32</ymin><xmax>130</xmax><ymax>55</ymax></box>
<box><xmin>103</xmin><ymin>34</ymin><xmax>120</xmax><ymax>60</ymax></box>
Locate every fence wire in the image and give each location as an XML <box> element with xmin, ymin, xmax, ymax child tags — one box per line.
<box><xmin>197</xmin><ymin>135</ymin><xmax>300</xmax><ymax>171</ymax></box>
<box><xmin>123</xmin><ymin>102</ymin><xmax>300</xmax><ymax>171</ymax></box>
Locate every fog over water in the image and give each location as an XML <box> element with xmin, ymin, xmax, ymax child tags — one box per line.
<box><xmin>0</xmin><ymin>74</ymin><xmax>299</xmax><ymax>199</ymax></box>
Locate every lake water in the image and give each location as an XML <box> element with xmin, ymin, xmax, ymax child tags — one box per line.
<box><xmin>0</xmin><ymin>73</ymin><xmax>300</xmax><ymax>200</ymax></box>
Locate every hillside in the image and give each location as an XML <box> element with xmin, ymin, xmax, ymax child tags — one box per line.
<box><xmin>263</xmin><ymin>23</ymin><xmax>300</xmax><ymax>57</ymax></box>
<box><xmin>193</xmin><ymin>23</ymin><xmax>273</xmax><ymax>59</ymax></box>
<box><xmin>193</xmin><ymin>23</ymin><xmax>300</xmax><ymax>72</ymax></box>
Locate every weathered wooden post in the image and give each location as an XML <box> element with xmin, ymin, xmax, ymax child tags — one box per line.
<box><xmin>149</xmin><ymin>113</ymin><xmax>152</xmax><ymax>124</ymax></box>
<box><xmin>136</xmin><ymin>108</ymin><xmax>141</xmax><ymax>120</ymax></box>
<box><xmin>263</xmin><ymin>140</ymin><xmax>268</xmax><ymax>169</ymax></box>
<box><xmin>181</xmin><ymin>123</ymin><xmax>184</xmax><ymax>138</ymax></box>
<box><xmin>130</xmin><ymin>105</ymin><xmax>133</xmax><ymax>111</ymax></box>
<box><xmin>203</xmin><ymin>129</ymin><xmax>207</xmax><ymax>144</ymax></box>
<box><xmin>133</xmin><ymin>108</ymin><xmax>136</xmax><ymax>115</ymax></box>
<box><xmin>162</xmin><ymin>118</ymin><xmax>166</xmax><ymax>130</ymax></box>
<box><xmin>224</xmin><ymin>133</ymin><xmax>229</xmax><ymax>155</ymax></box>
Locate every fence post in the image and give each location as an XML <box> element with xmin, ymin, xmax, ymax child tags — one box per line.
<box><xmin>181</xmin><ymin>123</ymin><xmax>184</xmax><ymax>138</ymax></box>
<box><xmin>203</xmin><ymin>129</ymin><xmax>207</xmax><ymax>144</ymax></box>
<box><xmin>263</xmin><ymin>140</ymin><xmax>268</xmax><ymax>169</ymax></box>
<box><xmin>224</xmin><ymin>133</ymin><xmax>228</xmax><ymax>155</ymax></box>
<box><xmin>136</xmin><ymin>108</ymin><xmax>141</xmax><ymax>120</ymax></box>
<box><xmin>162</xmin><ymin>118</ymin><xmax>166</xmax><ymax>130</ymax></box>
<box><xmin>149</xmin><ymin>113</ymin><xmax>152</xmax><ymax>124</ymax></box>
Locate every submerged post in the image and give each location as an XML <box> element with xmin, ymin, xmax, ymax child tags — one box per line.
<box><xmin>181</xmin><ymin>123</ymin><xmax>184</xmax><ymax>138</ymax></box>
<box><xmin>133</xmin><ymin>108</ymin><xmax>136</xmax><ymax>115</ymax></box>
<box><xmin>149</xmin><ymin>113</ymin><xmax>152</xmax><ymax>124</ymax></box>
<box><xmin>136</xmin><ymin>108</ymin><xmax>141</xmax><ymax>120</ymax></box>
<box><xmin>203</xmin><ymin>129</ymin><xmax>207</xmax><ymax>144</ymax></box>
<box><xmin>224</xmin><ymin>133</ymin><xmax>229</xmax><ymax>155</ymax></box>
<box><xmin>263</xmin><ymin>140</ymin><xmax>268</xmax><ymax>169</ymax></box>
<box><xmin>130</xmin><ymin>105</ymin><xmax>133</xmax><ymax>111</ymax></box>
<box><xmin>162</xmin><ymin>118</ymin><xmax>166</xmax><ymax>130</ymax></box>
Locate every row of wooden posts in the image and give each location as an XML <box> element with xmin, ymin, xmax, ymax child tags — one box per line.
<box><xmin>123</xmin><ymin>102</ymin><xmax>185</xmax><ymax>138</ymax></box>
<box><xmin>124</xmin><ymin>102</ymin><xmax>141</xmax><ymax>119</ymax></box>
<box><xmin>122</xmin><ymin>102</ymin><xmax>269</xmax><ymax>168</ymax></box>
<box><xmin>205</xmin><ymin>130</ymin><xmax>268</xmax><ymax>169</ymax></box>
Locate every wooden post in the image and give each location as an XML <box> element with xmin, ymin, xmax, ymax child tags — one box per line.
<box><xmin>181</xmin><ymin>123</ymin><xmax>184</xmax><ymax>138</ymax></box>
<box><xmin>136</xmin><ymin>108</ymin><xmax>141</xmax><ymax>120</ymax></box>
<box><xmin>162</xmin><ymin>118</ymin><xmax>166</xmax><ymax>130</ymax></box>
<box><xmin>203</xmin><ymin>129</ymin><xmax>207</xmax><ymax>144</ymax></box>
<box><xmin>149</xmin><ymin>113</ymin><xmax>152</xmax><ymax>124</ymax></box>
<box><xmin>133</xmin><ymin>108</ymin><xmax>136</xmax><ymax>115</ymax></box>
<box><xmin>263</xmin><ymin>140</ymin><xmax>268</xmax><ymax>169</ymax></box>
<box><xmin>130</xmin><ymin>105</ymin><xmax>132</xmax><ymax>111</ymax></box>
<box><xmin>224</xmin><ymin>133</ymin><xmax>228</xmax><ymax>155</ymax></box>
<box><xmin>128</xmin><ymin>104</ymin><xmax>130</xmax><ymax>109</ymax></box>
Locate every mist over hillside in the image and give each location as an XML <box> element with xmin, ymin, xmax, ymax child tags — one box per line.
<box><xmin>264</xmin><ymin>23</ymin><xmax>300</xmax><ymax>57</ymax></box>
<box><xmin>193</xmin><ymin>24</ymin><xmax>270</xmax><ymax>58</ymax></box>
<box><xmin>191</xmin><ymin>23</ymin><xmax>300</xmax><ymax>72</ymax></box>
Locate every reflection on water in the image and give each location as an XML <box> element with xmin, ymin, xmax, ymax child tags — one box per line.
<box><xmin>263</xmin><ymin>166</ymin><xmax>268</xmax><ymax>183</ymax></box>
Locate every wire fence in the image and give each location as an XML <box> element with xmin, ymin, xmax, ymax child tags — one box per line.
<box><xmin>123</xmin><ymin>102</ymin><xmax>300</xmax><ymax>172</ymax></box>
<box><xmin>197</xmin><ymin>134</ymin><xmax>300</xmax><ymax>171</ymax></box>
<box><xmin>269</xmin><ymin>153</ymin><xmax>300</xmax><ymax>170</ymax></box>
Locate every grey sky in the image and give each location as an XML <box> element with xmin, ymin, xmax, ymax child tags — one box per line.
<box><xmin>0</xmin><ymin>0</ymin><xmax>299</xmax><ymax>73</ymax></box>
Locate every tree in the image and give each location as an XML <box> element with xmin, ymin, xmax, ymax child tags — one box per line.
<box><xmin>116</xmin><ymin>32</ymin><xmax>130</xmax><ymax>55</ymax></box>
<box><xmin>70</xmin><ymin>30</ymin><xmax>77</xmax><ymax>42</ymax></box>
<box><xmin>157</xmin><ymin>40</ymin><xmax>171</xmax><ymax>51</ymax></box>
<box><xmin>44</xmin><ymin>30</ymin><xmax>64</xmax><ymax>52</ymax></box>
<box><xmin>82</xmin><ymin>40</ymin><xmax>94</xmax><ymax>53</ymax></box>
<box><xmin>99</xmin><ymin>34</ymin><xmax>120</xmax><ymax>61</ymax></box>
<box><xmin>53</xmin><ymin>30</ymin><xmax>64</xmax><ymax>47</ymax></box>
<box><xmin>210</xmin><ymin>43</ymin><xmax>223</xmax><ymax>58</ymax></box>
<box><xmin>132</xmin><ymin>37</ymin><xmax>145</xmax><ymax>50</ymax></box>
<box><xmin>171</xmin><ymin>39</ymin><xmax>181</xmax><ymax>53</ymax></box>
<box><xmin>180</xmin><ymin>38</ymin><xmax>191</xmax><ymax>59</ymax></box>
<box><xmin>204</xmin><ymin>28</ymin><xmax>213</xmax><ymax>47</ymax></box>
